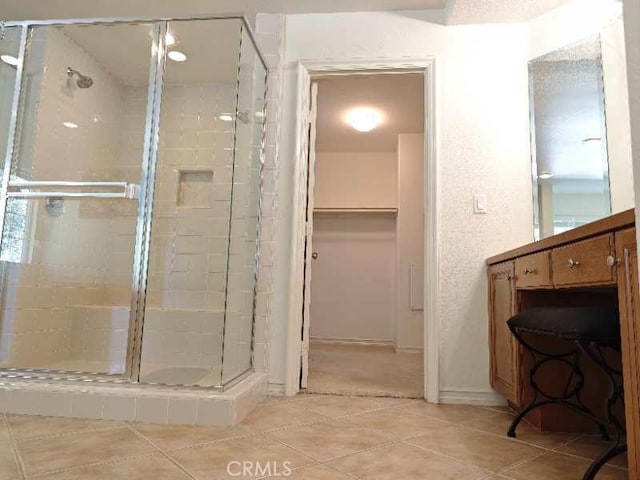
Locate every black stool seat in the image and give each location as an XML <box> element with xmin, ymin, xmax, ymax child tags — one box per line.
<box><xmin>506</xmin><ymin>306</ymin><xmax>626</xmax><ymax>480</ymax></box>
<box><xmin>507</xmin><ymin>306</ymin><xmax>620</xmax><ymax>345</ymax></box>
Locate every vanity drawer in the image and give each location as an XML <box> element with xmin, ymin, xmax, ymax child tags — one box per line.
<box><xmin>552</xmin><ymin>234</ymin><xmax>615</xmax><ymax>287</ymax></box>
<box><xmin>515</xmin><ymin>252</ymin><xmax>551</xmax><ymax>288</ymax></box>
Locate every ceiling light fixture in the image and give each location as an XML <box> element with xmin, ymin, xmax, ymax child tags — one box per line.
<box><xmin>0</xmin><ymin>54</ymin><xmax>18</xmax><ymax>66</ymax></box>
<box><xmin>346</xmin><ymin>107</ymin><xmax>383</xmax><ymax>132</ymax></box>
<box><xmin>165</xmin><ymin>32</ymin><xmax>177</xmax><ymax>46</ymax></box>
<box><xmin>168</xmin><ymin>50</ymin><xmax>187</xmax><ymax>62</ymax></box>
<box><xmin>538</xmin><ymin>171</ymin><xmax>553</xmax><ymax>180</ymax></box>
<box><xmin>63</xmin><ymin>121</ymin><xmax>79</xmax><ymax>129</ymax></box>
<box><xmin>219</xmin><ymin>114</ymin><xmax>233</xmax><ymax>122</ymax></box>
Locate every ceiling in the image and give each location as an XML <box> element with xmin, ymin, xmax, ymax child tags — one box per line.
<box><xmin>535</xmin><ymin>34</ymin><xmax>601</xmax><ymax>62</ymax></box>
<box><xmin>447</xmin><ymin>0</ymin><xmax>573</xmax><ymax>24</ymax></box>
<box><xmin>0</xmin><ymin>0</ymin><xmax>584</xmax><ymax>25</ymax></box>
<box><xmin>315</xmin><ymin>74</ymin><xmax>424</xmax><ymax>153</ymax></box>
<box><xmin>0</xmin><ymin>0</ymin><xmax>447</xmax><ymax>20</ymax></box>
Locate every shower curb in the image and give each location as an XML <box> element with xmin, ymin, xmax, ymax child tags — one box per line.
<box><xmin>0</xmin><ymin>372</ymin><xmax>267</xmax><ymax>426</ymax></box>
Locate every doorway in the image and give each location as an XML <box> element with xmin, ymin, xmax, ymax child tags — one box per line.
<box><xmin>301</xmin><ymin>72</ymin><xmax>426</xmax><ymax>398</ymax></box>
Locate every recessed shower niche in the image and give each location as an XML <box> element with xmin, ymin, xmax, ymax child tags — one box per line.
<box><xmin>0</xmin><ymin>17</ymin><xmax>267</xmax><ymax>394</ymax></box>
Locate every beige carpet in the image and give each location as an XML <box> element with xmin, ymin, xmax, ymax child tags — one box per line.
<box><xmin>306</xmin><ymin>343</ymin><xmax>423</xmax><ymax>398</ymax></box>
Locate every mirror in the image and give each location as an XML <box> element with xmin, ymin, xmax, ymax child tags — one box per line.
<box><xmin>530</xmin><ymin>34</ymin><xmax>612</xmax><ymax>239</ymax></box>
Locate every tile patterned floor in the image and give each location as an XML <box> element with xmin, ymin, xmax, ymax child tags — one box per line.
<box><xmin>0</xmin><ymin>394</ymin><xmax>629</xmax><ymax>479</ymax></box>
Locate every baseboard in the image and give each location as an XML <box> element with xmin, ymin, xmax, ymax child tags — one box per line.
<box><xmin>310</xmin><ymin>337</ymin><xmax>395</xmax><ymax>347</ymax></box>
<box><xmin>439</xmin><ymin>388</ymin><xmax>507</xmax><ymax>406</ymax></box>
<box><xmin>394</xmin><ymin>347</ymin><xmax>423</xmax><ymax>354</ymax></box>
<box><xmin>267</xmin><ymin>382</ymin><xmax>285</xmax><ymax>396</ymax></box>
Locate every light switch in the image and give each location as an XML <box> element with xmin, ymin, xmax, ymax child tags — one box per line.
<box><xmin>473</xmin><ymin>194</ymin><xmax>487</xmax><ymax>214</ymax></box>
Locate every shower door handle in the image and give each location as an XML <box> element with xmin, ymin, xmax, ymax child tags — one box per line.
<box><xmin>6</xmin><ymin>180</ymin><xmax>140</xmax><ymax>199</ymax></box>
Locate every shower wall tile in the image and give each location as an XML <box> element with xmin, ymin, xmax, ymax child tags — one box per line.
<box><xmin>207</xmin><ymin>254</ymin><xmax>228</xmax><ymax>273</ymax></box>
<box><xmin>253</xmin><ymin>14</ymin><xmax>285</xmax><ymax>374</ymax></box>
<box><xmin>139</xmin><ymin>80</ymin><xmax>239</xmax><ymax>376</ymax></box>
<box><xmin>171</xmin><ymin>253</ymin><xmax>209</xmax><ymax>273</ymax></box>
<box><xmin>204</xmin><ymin>292</ymin><xmax>226</xmax><ymax>310</ymax></box>
<box><xmin>138</xmin><ymin>308</ymin><xmax>224</xmax><ymax>371</ymax></box>
<box><xmin>254</xmin><ymin>14</ymin><xmax>282</xmax><ymax>34</ymax></box>
<box><xmin>0</xmin><ymin>25</ymin><xmax>146</xmax><ymax>371</ymax></box>
<box><xmin>169</xmin><ymin>271</ymin><xmax>207</xmax><ymax>291</ymax></box>
<box><xmin>69</xmin><ymin>306</ymin><xmax>129</xmax><ymax>366</ymax></box>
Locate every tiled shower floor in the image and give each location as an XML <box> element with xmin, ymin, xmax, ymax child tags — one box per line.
<box><xmin>0</xmin><ymin>394</ymin><xmax>628</xmax><ymax>479</ymax></box>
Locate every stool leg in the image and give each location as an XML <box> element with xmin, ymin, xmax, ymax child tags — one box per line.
<box><xmin>507</xmin><ymin>329</ymin><xmax>611</xmax><ymax>441</ymax></box>
<box><xmin>578</xmin><ymin>342</ymin><xmax>627</xmax><ymax>480</ymax></box>
<box><xmin>507</xmin><ymin>399</ymin><xmax>554</xmax><ymax>437</ymax></box>
<box><xmin>583</xmin><ymin>445</ymin><xmax>627</xmax><ymax>480</ymax></box>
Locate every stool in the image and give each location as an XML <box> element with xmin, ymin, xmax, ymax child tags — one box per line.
<box><xmin>506</xmin><ymin>307</ymin><xmax>626</xmax><ymax>480</ymax></box>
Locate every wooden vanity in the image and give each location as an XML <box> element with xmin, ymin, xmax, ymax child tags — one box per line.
<box><xmin>487</xmin><ymin>208</ymin><xmax>640</xmax><ymax>478</ymax></box>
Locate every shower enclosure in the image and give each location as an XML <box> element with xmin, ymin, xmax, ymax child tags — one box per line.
<box><xmin>0</xmin><ymin>17</ymin><xmax>266</xmax><ymax>390</ymax></box>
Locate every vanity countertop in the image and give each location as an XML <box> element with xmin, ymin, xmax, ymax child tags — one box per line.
<box><xmin>486</xmin><ymin>208</ymin><xmax>635</xmax><ymax>265</ymax></box>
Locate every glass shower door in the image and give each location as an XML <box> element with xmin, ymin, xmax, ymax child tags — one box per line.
<box><xmin>221</xmin><ymin>24</ymin><xmax>267</xmax><ymax>385</ymax></box>
<box><xmin>0</xmin><ymin>23</ymin><xmax>156</xmax><ymax>376</ymax></box>
<box><xmin>138</xmin><ymin>18</ymin><xmax>244</xmax><ymax>387</ymax></box>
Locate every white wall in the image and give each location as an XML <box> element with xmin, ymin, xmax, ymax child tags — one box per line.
<box><xmin>310</xmin><ymin>151</ymin><xmax>397</xmax><ymax>343</ymax></box>
<box><xmin>528</xmin><ymin>0</ymin><xmax>634</xmax><ymax>213</ymax></box>
<box><xmin>273</xmin><ymin>13</ymin><xmax>533</xmax><ymax>398</ymax></box>
<box><xmin>314</xmin><ymin>152</ymin><xmax>397</xmax><ymax>209</ymax></box>
<box><xmin>396</xmin><ymin>134</ymin><xmax>424</xmax><ymax>351</ymax></box>
<box><xmin>309</xmin><ymin>144</ymin><xmax>425</xmax><ymax>348</ymax></box>
<box><xmin>309</xmin><ymin>214</ymin><xmax>397</xmax><ymax>343</ymax></box>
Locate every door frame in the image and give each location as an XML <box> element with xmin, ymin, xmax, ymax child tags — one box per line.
<box><xmin>300</xmin><ymin>81</ymin><xmax>318</xmax><ymax>390</ymax></box>
<box><xmin>285</xmin><ymin>57</ymin><xmax>440</xmax><ymax>402</ymax></box>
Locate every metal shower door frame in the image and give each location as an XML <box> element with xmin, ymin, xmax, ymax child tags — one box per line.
<box><xmin>0</xmin><ymin>19</ymin><xmax>166</xmax><ymax>385</ymax></box>
<box><xmin>126</xmin><ymin>20</ymin><xmax>166</xmax><ymax>383</ymax></box>
<box><xmin>0</xmin><ymin>15</ymin><xmax>267</xmax><ymax>388</ymax></box>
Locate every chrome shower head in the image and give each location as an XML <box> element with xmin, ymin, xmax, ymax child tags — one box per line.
<box><xmin>67</xmin><ymin>67</ymin><xmax>93</xmax><ymax>89</ymax></box>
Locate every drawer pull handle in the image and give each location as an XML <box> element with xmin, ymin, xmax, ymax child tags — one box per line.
<box><xmin>606</xmin><ymin>256</ymin><xmax>621</xmax><ymax>267</ymax></box>
<box><xmin>523</xmin><ymin>268</ymin><xmax>536</xmax><ymax>275</ymax></box>
<box><xmin>568</xmin><ymin>258</ymin><xmax>580</xmax><ymax>269</ymax></box>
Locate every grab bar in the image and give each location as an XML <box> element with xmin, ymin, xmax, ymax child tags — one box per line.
<box><xmin>6</xmin><ymin>181</ymin><xmax>139</xmax><ymax>199</ymax></box>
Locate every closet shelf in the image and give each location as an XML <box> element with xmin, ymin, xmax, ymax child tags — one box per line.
<box><xmin>313</xmin><ymin>208</ymin><xmax>398</xmax><ymax>214</ymax></box>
